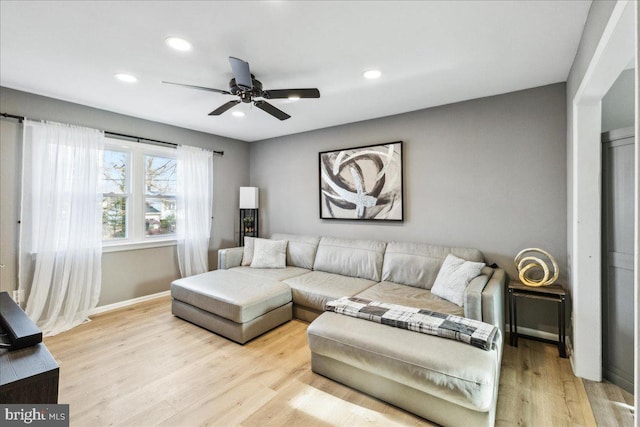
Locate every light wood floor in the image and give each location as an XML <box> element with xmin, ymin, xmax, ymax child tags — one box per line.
<box><xmin>44</xmin><ymin>296</ymin><xmax>598</xmax><ymax>426</ymax></box>
<box><xmin>583</xmin><ymin>379</ymin><xmax>634</xmax><ymax>427</ymax></box>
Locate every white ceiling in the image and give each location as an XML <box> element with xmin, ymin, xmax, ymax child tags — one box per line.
<box><xmin>0</xmin><ymin>1</ymin><xmax>592</xmax><ymax>142</ymax></box>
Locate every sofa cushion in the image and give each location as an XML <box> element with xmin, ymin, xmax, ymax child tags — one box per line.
<box><xmin>381</xmin><ymin>241</ymin><xmax>484</xmax><ymax>289</ymax></box>
<box><xmin>250</xmin><ymin>238</ymin><xmax>287</xmax><ymax>269</ymax></box>
<box><xmin>313</xmin><ymin>237</ymin><xmax>386</xmax><ymax>281</ymax></box>
<box><xmin>230</xmin><ymin>266</ymin><xmax>310</xmax><ymax>281</ymax></box>
<box><xmin>241</xmin><ymin>236</ymin><xmax>255</xmax><ymax>266</ymax></box>
<box><xmin>171</xmin><ymin>269</ymin><xmax>291</xmax><ymax>323</ymax></box>
<box><xmin>307</xmin><ymin>312</ymin><xmax>501</xmax><ymax>412</ymax></box>
<box><xmin>431</xmin><ymin>254</ymin><xmax>485</xmax><ymax>306</ymax></box>
<box><xmin>271</xmin><ymin>233</ymin><xmax>321</xmax><ymax>269</ymax></box>
<box><xmin>283</xmin><ymin>271</ymin><xmax>375</xmax><ymax>311</ymax></box>
<box><xmin>355</xmin><ymin>281</ymin><xmax>464</xmax><ymax>317</ymax></box>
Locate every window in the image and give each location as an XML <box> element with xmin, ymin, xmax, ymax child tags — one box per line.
<box><xmin>102</xmin><ymin>138</ymin><xmax>177</xmax><ymax>250</ymax></box>
<box><xmin>144</xmin><ymin>154</ymin><xmax>176</xmax><ymax>236</ymax></box>
<box><xmin>102</xmin><ymin>150</ymin><xmax>129</xmax><ymax>239</ymax></box>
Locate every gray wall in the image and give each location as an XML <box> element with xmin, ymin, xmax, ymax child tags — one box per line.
<box><xmin>250</xmin><ymin>83</ymin><xmax>567</xmax><ymax>333</ymax></box>
<box><xmin>602</xmin><ymin>68</ymin><xmax>635</xmax><ymax>132</ymax></box>
<box><xmin>0</xmin><ymin>83</ymin><xmax>569</xmax><ymax>333</ymax></box>
<box><xmin>0</xmin><ymin>87</ymin><xmax>249</xmax><ymax>306</ymax></box>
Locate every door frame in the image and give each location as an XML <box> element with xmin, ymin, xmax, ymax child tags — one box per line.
<box><xmin>570</xmin><ymin>0</ymin><xmax>635</xmax><ymax>383</ymax></box>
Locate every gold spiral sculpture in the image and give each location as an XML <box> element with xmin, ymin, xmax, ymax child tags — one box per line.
<box><xmin>514</xmin><ymin>248</ymin><xmax>559</xmax><ymax>287</ymax></box>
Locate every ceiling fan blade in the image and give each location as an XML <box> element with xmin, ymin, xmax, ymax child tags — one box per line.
<box><xmin>254</xmin><ymin>100</ymin><xmax>291</xmax><ymax>121</ymax></box>
<box><xmin>229</xmin><ymin>57</ymin><xmax>253</xmax><ymax>90</ymax></box>
<box><xmin>162</xmin><ymin>81</ymin><xmax>231</xmax><ymax>95</ymax></box>
<box><xmin>263</xmin><ymin>88</ymin><xmax>320</xmax><ymax>99</ymax></box>
<box><xmin>208</xmin><ymin>100</ymin><xmax>241</xmax><ymax>116</ymax></box>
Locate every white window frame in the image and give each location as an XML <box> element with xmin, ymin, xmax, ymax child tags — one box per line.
<box><xmin>102</xmin><ymin>138</ymin><xmax>177</xmax><ymax>253</ymax></box>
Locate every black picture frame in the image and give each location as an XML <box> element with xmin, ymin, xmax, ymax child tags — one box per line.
<box><xmin>319</xmin><ymin>141</ymin><xmax>403</xmax><ymax>221</ymax></box>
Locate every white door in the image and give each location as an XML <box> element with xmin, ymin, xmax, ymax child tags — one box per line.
<box><xmin>602</xmin><ymin>127</ymin><xmax>635</xmax><ymax>393</ymax></box>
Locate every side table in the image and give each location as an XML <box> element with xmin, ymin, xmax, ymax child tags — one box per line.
<box><xmin>508</xmin><ymin>280</ymin><xmax>567</xmax><ymax>358</ymax></box>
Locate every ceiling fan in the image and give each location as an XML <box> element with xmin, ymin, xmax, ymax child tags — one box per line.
<box><xmin>163</xmin><ymin>57</ymin><xmax>320</xmax><ymax>121</ymax></box>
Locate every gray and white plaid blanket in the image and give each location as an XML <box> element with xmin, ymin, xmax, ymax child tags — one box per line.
<box><xmin>325</xmin><ymin>296</ymin><xmax>499</xmax><ymax>351</ymax></box>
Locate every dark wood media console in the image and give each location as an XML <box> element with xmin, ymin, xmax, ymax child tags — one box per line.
<box><xmin>0</xmin><ymin>291</ymin><xmax>59</xmax><ymax>403</ymax></box>
<box><xmin>0</xmin><ymin>343</ymin><xmax>59</xmax><ymax>403</ymax></box>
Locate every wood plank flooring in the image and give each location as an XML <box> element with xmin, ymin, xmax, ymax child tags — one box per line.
<box><xmin>44</xmin><ymin>296</ymin><xmax>598</xmax><ymax>426</ymax></box>
<box><xmin>583</xmin><ymin>379</ymin><xmax>634</xmax><ymax>427</ymax></box>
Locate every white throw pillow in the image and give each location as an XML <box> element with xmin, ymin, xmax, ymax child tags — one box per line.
<box><xmin>241</xmin><ymin>236</ymin><xmax>255</xmax><ymax>266</ymax></box>
<box><xmin>250</xmin><ymin>238</ymin><xmax>287</xmax><ymax>269</ymax></box>
<box><xmin>431</xmin><ymin>254</ymin><xmax>485</xmax><ymax>306</ymax></box>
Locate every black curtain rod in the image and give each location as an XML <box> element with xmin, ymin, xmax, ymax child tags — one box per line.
<box><xmin>0</xmin><ymin>112</ymin><xmax>224</xmax><ymax>156</ymax></box>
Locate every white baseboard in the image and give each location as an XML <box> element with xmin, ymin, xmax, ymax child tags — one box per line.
<box><xmin>508</xmin><ymin>324</ymin><xmax>560</xmax><ymax>342</ymax></box>
<box><xmin>91</xmin><ymin>290</ymin><xmax>170</xmax><ymax>316</ymax></box>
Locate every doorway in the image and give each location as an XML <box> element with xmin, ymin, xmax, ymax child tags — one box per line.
<box><xmin>602</xmin><ymin>127</ymin><xmax>635</xmax><ymax>393</ymax></box>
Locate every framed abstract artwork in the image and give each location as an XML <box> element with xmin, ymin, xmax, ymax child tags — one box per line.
<box><xmin>319</xmin><ymin>141</ymin><xmax>403</xmax><ymax>221</ymax></box>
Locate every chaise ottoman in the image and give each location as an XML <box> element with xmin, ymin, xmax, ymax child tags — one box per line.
<box><xmin>308</xmin><ymin>312</ymin><xmax>502</xmax><ymax>427</ymax></box>
<box><xmin>171</xmin><ymin>270</ymin><xmax>292</xmax><ymax>344</ymax></box>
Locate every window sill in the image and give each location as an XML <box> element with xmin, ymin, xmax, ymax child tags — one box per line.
<box><xmin>102</xmin><ymin>239</ymin><xmax>177</xmax><ymax>253</ymax></box>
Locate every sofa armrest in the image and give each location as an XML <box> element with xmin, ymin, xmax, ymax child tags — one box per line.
<box><xmin>464</xmin><ymin>267</ymin><xmax>506</xmax><ymax>337</ymax></box>
<box><xmin>481</xmin><ymin>268</ymin><xmax>506</xmax><ymax>336</ymax></box>
<box><xmin>217</xmin><ymin>247</ymin><xmax>244</xmax><ymax>269</ymax></box>
<box><xmin>464</xmin><ymin>267</ymin><xmax>493</xmax><ymax>321</ymax></box>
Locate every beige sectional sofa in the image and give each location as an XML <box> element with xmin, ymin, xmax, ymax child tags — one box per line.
<box><xmin>172</xmin><ymin>233</ymin><xmax>506</xmax><ymax>426</ymax></box>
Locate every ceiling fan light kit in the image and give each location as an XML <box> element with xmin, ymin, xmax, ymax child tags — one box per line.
<box><xmin>163</xmin><ymin>56</ymin><xmax>320</xmax><ymax>121</ymax></box>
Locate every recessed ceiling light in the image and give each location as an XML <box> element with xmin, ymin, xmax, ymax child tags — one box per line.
<box><xmin>165</xmin><ymin>37</ymin><xmax>192</xmax><ymax>52</ymax></box>
<box><xmin>114</xmin><ymin>73</ymin><xmax>137</xmax><ymax>83</ymax></box>
<box><xmin>232</xmin><ymin>111</ymin><xmax>245</xmax><ymax>117</ymax></box>
<box><xmin>288</xmin><ymin>95</ymin><xmax>300</xmax><ymax>101</ymax></box>
<box><xmin>363</xmin><ymin>69</ymin><xmax>382</xmax><ymax>79</ymax></box>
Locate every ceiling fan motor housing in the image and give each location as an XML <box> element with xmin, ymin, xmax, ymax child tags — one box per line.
<box><xmin>229</xmin><ymin>76</ymin><xmax>263</xmax><ymax>102</ymax></box>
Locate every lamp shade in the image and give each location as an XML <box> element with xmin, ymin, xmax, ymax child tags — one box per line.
<box><xmin>239</xmin><ymin>187</ymin><xmax>259</xmax><ymax>209</ymax></box>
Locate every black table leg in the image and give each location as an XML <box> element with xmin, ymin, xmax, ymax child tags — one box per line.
<box><xmin>513</xmin><ymin>292</ymin><xmax>518</xmax><ymax>347</ymax></box>
<box><xmin>559</xmin><ymin>296</ymin><xmax>566</xmax><ymax>358</ymax></box>
<box><xmin>508</xmin><ymin>289</ymin><xmax>513</xmax><ymax>346</ymax></box>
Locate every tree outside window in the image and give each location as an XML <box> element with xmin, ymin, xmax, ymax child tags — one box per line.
<box><xmin>102</xmin><ymin>150</ymin><xmax>128</xmax><ymax>240</ymax></box>
<box><xmin>144</xmin><ymin>155</ymin><xmax>176</xmax><ymax>236</ymax></box>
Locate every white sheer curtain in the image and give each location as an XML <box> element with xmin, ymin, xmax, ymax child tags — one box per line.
<box><xmin>176</xmin><ymin>145</ymin><xmax>213</xmax><ymax>277</ymax></box>
<box><xmin>18</xmin><ymin>120</ymin><xmax>104</xmax><ymax>336</ymax></box>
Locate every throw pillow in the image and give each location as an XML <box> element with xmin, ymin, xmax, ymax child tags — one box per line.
<box><xmin>241</xmin><ymin>236</ymin><xmax>255</xmax><ymax>266</ymax></box>
<box><xmin>431</xmin><ymin>254</ymin><xmax>485</xmax><ymax>306</ymax></box>
<box><xmin>250</xmin><ymin>238</ymin><xmax>287</xmax><ymax>269</ymax></box>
